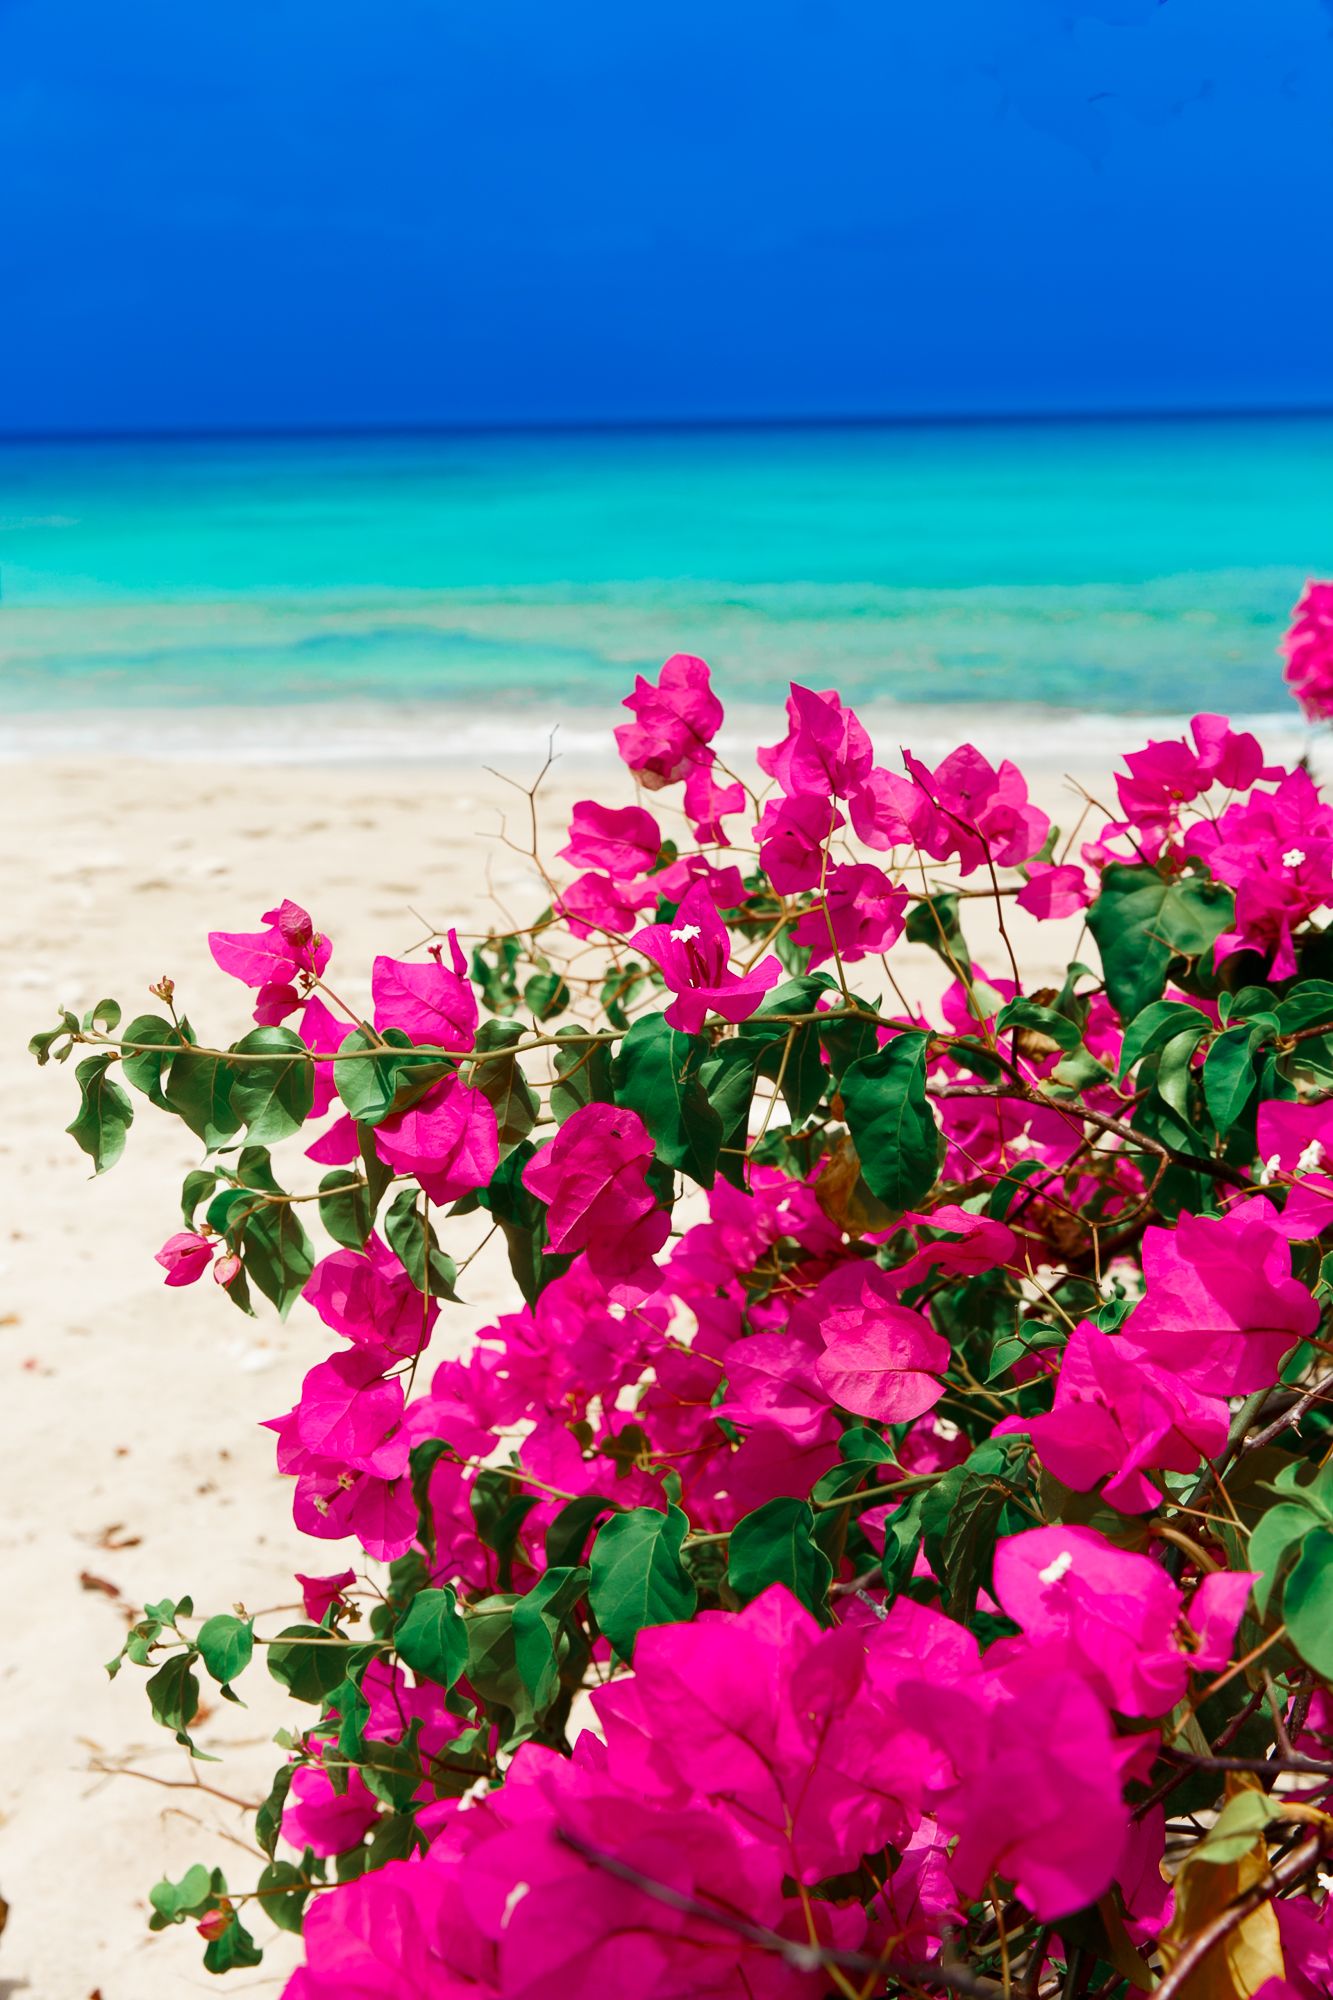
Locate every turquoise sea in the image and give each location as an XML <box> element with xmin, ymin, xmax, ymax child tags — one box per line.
<box><xmin>1</xmin><ymin>416</ymin><xmax>1330</xmax><ymax>757</ymax></box>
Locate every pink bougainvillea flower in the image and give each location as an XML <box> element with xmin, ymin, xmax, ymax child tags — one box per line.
<box><xmin>155</xmin><ymin>1230</ymin><xmax>214</xmax><ymax>1287</ymax></box>
<box><xmin>682</xmin><ymin>754</ymin><xmax>745</xmax><ymax>843</ymax></box>
<box><xmin>713</xmin><ymin>1330</ymin><xmax>836</xmax><ymax>1447</ymax></box>
<box><xmin>893</xmin><ymin>1205</ymin><xmax>1018</xmax><ymax>1288</ymax></box>
<box><xmin>990</xmin><ymin>1525</ymin><xmax>1253</xmax><ymax>1716</ymax></box>
<box><xmin>556</xmin><ymin>870</ymin><xmax>657</xmax><ymax>941</ymax></box>
<box><xmin>790</xmin><ymin>861</ymin><xmax>908</xmax><ymax>969</ymax></box>
<box><xmin>634</xmin><ymin>880</ymin><xmax>782</xmax><ymax>1034</ymax></box>
<box><xmin>1182</xmin><ymin>767</ymin><xmax>1333</xmax><ymax>979</ymax></box>
<box><xmin>291</xmin><ymin>1462</ymin><xmax>417</xmax><ymax>1563</ymax></box>
<box><xmin>807</xmin><ymin>1261</ymin><xmax>951</xmax><ymax>1422</ymax></box>
<box><xmin>371</xmin><ymin>930</ymin><xmax>477</xmax><ymax>1050</ymax></box>
<box><xmin>281</xmin><ymin>1763</ymin><xmax>379</xmax><ymax>1858</ymax></box>
<box><xmin>1015</xmin><ymin>862</ymin><xmax>1090</xmax><ymax>920</ymax></box>
<box><xmin>995</xmin><ymin>1318</ymin><xmax>1228</xmax><ymax>1514</ymax></box>
<box><xmin>293</xmin><ymin>1348</ymin><xmax>409</xmax><ymax>1479</ymax></box>
<box><xmin>613</xmin><ymin>653</ymin><xmax>722</xmax><ymax>788</ymax></box>
<box><xmin>304</xmin><ymin>1110</ymin><xmax>360</xmax><ymax>1165</ymax></box>
<box><xmin>303</xmin><ymin>1235</ymin><xmax>438</xmax><ymax>1363</ymax></box>
<box><xmin>208</xmin><ymin>899</ymin><xmax>331</xmax><ymax>1023</ymax></box>
<box><xmin>1125</xmin><ymin>1202</ymin><xmax>1319</xmax><ymax>1395</ymax></box>
<box><xmin>901</xmin><ymin>745</ymin><xmax>1051</xmax><ymax>874</ymax></box>
<box><xmin>558</xmin><ymin>800</ymin><xmax>662</xmax><ymax>878</ymax></box>
<box><xmin>522</xmin><ymin>1101</ymin><xmax>669</xmax><ymax>1286</ymax></box>
<box><xmin>374</xmin><ymin>1075</ymin><xmax>499</xmax><ymax>1205</ymax></box>
<box><xmin>1254</xmin><ymin>1098</ymin><xmax>1333</xmax><ymax>1240</ymax></box>
<box><xmin>898</xmin><ymin>1646</ymin><xmax>1128</xmax><ymax>1920</ymax></box>
<box><xmin>1282</xmin><ymin>579</ymin><xmax>1333</xmax><ymax>722</ymax></box>
<box><xmin>848</xmin><ymin>764</ymin><xmax>932</xmax><ymax>851</ymax></box>
<box><xmin>295</xmin><ymin>1568</ymin><xmax>356</xmax><ymax>1624</ymax></box>
<box><xmin>758</xmin><ymin>684</ymin><xmax>874</xmax><ymax>800</ymax></box>
<box><xmin>754</xmin><ymin>792</ymin><xmax>845</xmax><ymax>894</ymax></box>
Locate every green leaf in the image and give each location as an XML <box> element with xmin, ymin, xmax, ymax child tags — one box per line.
<box><xmin>1249</xmin><ymin>1504</ymin><xmax>1318</xmax><ymax>1617</ymax></box>
<box><xmin>727</xmin><ymin>1498</ymin><xmax>833</xmax><ymax>1620</ymax></box>
<box><xmin>241</xmin><ymin>1201</ymin><xmax>314</xmax><ymax>1318</ymax></box>
<box><xmin>1087</xmin><ymin>864</ymin><xmax>1233</xmax><ymax>1018</ymax></box>
<box><xmin>196</xmin><ymin>1614</ymin><xmax>254</xmax><ymax>1689</ymax></box>
<box><xmin>550</xmin><ymin>1029</ymin><xmax>617</xmax><ymax>1124</ymax></box>
<box><xmin>384</xmin><ymin>1187</ymin><xmax>460</xmax><ymax>1299</ymax></box>
<box><xmin>146</xmin><ymin>1650</ymin><xmax>201</xmax><ymax>1744</ymax></box>
<box><xmin>882</xmin><ymin>1489</ymin><xmax>927</xmax><ymax>1596</ymax></box>
<box><xmin>905</xmin><ymin>892</ymin><xmax>972</xmax><ymax>978</ymax></box>
<box><xmin>319</xmin><ymin>1169</ymin><xmax>374</xmax><ymax>1250</ymax></box>
<box><xmin>478</xmin><ymin>1140</ymin><xmax>569</xmax><ymax>1306</ymax></box>
<box><xmin>360</xmin><ymin>1718</ymin><xmax>425</xmax><ymax>1811</ymax></box>
<box><xmin>254</xmin><ymin>1765</ymin><xmax>294</xmax><ymax>1859</ymax></box>
<box><xmin>994</xmin><ymin>998</ymin><xmax>1083</xmax><ymax>1054</ymax></box>
<box><xmin>611</xmin><ymin>1013</ymin><xmax>721</xmax><ymax>1188</ymax></box>
<box><xmin>545</xmin><ymin>1494</ymin><xmax>616</xmax><ymax>1569</ymax></box>
<box><xmin>266</xmin><ymin>1624</ymin><xmax>352</xmax><ymax>1704</ymax></box>
<box><xmin>334</xmin><ymin>1025</ymin><xmax>449</xmax><ymax>1127</ymax></box>
<box><xmin>164</xmin><ymin>1044</ymin><xmax>241</xmax><ymax>1147</ymax></box>
<box><xmin>698</xmin><ymin>1038</ymin><xmax>765</xmax><ymax>1186</ymax></box>
<box><xmin>66</xmin><ymin>1054</ymin><xmax>133</xmax><ymax>1173</ymax></box>
<box><xmin>513</xmin><ymin>1566</ymin><xmax>590</xmax><ymax>1708</ymax></box>
<box><xmin>464</xmin><ymin>1018</ymin><xmax>540</xmax><ymax>1154</ymax></box>
<box><xmin>230</xmin><ymin>1026</ymin><xmax>315</xmax><ymax>1143</ymax></box>
<box><xmin>256</xmin><ymin>1858</ymin><xmax>311</xmax><ymax>1934</ymax></box>
<box><xmin>921</xmin><ymin>1439</ymin><xmax>1026</xmax><ymax>1620</ymax></box>
<box><xmin>741</xmin><ymin>975</ymin><xmax>837</xmax><ymax>1123</ymax></box>
<box><xmin>588</xmin><ymin>1504</ymin><xmax>696</xmax><ymax>1661</ymax></box>
<box><xmin>202</xmin><ymin>1909</ymin><xmax>263</xmax><ymax>1973</ymax></box>
<box><xmin>1281</xmin><ymin>1524</ymin><xmax>1333</xmax><ymax>1675</ymax></box>
<box><xmin>1117</xmin><ymin>1000</ymin><xmax>1211</xmax><ymax>1079</ymax></box>
<box><xmin>840</xmin><ymin>1030</ymin><xmax>940</xmax><ymax>1214</ymax></box>
<box><xmin>394</xmin><ymin>1587</ymin><xmax>468</xmax><ymax>1689</ymax></box>
<box><xmin>1203</xmin><ymin>1025</ymin><xmax>1263</xmax><ymax>1136</ymax></box>
<box><xmin>1190</xmin><ymin>1789</ymin><xmax>1277</xmax><ymax>1866</ymax></box>
<box><xmin>524</xmin><ymin>969</ymin><xmax>571</xmax><ymax>1020</ymax></box>
<box><xmin>121</xmin><ymin>1013</ymin><xmax>180</xmax><ymax>1106</ymax></box>
<box><xmin>149</xmin><ymin>1863</ymin><xmax>215</xmax><ymax>1928</ymax></box>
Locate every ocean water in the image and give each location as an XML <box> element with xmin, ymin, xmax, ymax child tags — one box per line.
<box><xmin>0</xmin><ymin>416</ymin><xmax>1329</xmax><ymax>759</ymax></box>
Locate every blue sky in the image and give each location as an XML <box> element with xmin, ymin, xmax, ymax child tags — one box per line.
<box><xmin>2</xmin><ymin>0</ymin><xmax>1331</xmax><ymax>432</ymax></box>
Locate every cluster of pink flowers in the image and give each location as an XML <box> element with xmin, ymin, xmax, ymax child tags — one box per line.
<box><xmin>96</xmin><ymin>608</ymin><xmax>1333</xmax><ymax>1995</ymax></box>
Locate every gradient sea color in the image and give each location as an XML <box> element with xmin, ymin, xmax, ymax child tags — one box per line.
<box><xmin>1</xmin><ymin>416</ymin><xmax>1329</xmax><ymax>757</ymax></box>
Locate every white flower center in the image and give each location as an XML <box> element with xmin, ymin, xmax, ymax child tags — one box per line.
<box><xmin>1037</xmin><ymin>1549</ymin><xmax>1075</xmax><ymax>1585</ymax></box>
<box><xmin>670</xmin><ymin>922</ymin><xmax>702</xmax><ymax>943</ymax></box>
<box><xmin>1259</xmin><ymin>1152</ymin><xmax>1283</xmax><ymax>1186</ymax></box>
<box><xmin>1297</xmin><ymin>1139</ymin><xmax>1327</xmax><ymax>1175</ymax></box>
<box><xmin>501</xmin><ymin>1883</ymin><xmax>531</xmax><ymax>1928</ymax></box>
<box><xmin>1283</xmin><ymin>848</ymin><xmax>1307</xmax><ymax>868</ymax></box>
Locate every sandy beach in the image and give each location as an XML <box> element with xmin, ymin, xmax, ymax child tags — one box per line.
<box><xmin>0</xmin><ymin>724</ymin><xmax>1297</xmax><ymax>1996</ymax></box>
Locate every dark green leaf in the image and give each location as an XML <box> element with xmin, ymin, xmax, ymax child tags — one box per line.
<box><xmin>394</xmin><ymin>1587</ymin><xmax>468</xmax><ymax>1689</ymax></box>
<box><xmin>319</xmin><ymin>1170</ymin><xmax>374</xmax><ymax>1250</ymax></box>
<box><xmin>524</xmin><ymin>969</ymin><xmax>570</xmax><ymax>1020</ymax></box>
<box><xmin>545</xmin><ymin>1494</ymin><xmax>616</xmax><ymax>1569</ymax></box>
<box><xmin>66</xmin><ymin>1054</ymin><xmax>133</xmax><ymax>1173</ymax></box>
<box><xmin>121</xmin><ymin>1012</ymin><xmax>180</xmax><ymax>1106</ymax></box>
<box><xmin>255</xmin><ymin>1765</ymin><xmax>294</xmax><ymax>1859</ymax></box>
<box><xmin>1087</xmin><ymin>864</ymin><xmax>1233</xmax><ymax>1018</ymax></box>
<box><xmin>513</xmin><ymin>1566</ymin><xmax>589</xmax><ymax>1707</ymax></box>
<box><xmin>256</xmin><ymin>1858</ymin><xmax>311</xmax><ymax>1935</ymax></box>
<box><xmin>840</xmin><ymin>1030</ymin><xmax>940</xmax><ymax>1214</ymax></box>
<box><xmin>202</xmin><ymin>1909</ymin><xmax>263</xmax><ymax>1973</ymax></box>
<box><xmin>242</xmin><ymin>1200</ymin><xmax>314</xmax><ymax>1318</ymax></box>
<box><xmin>727</xmin><ymin>1498</ymin><xmax>833</xmax><ymax>1620</ymax></box>
<box><xmin>164</xmin><ymin>1045</ymin><xmax>240</xmax><ymax>1147</ymax></box>
<box><xmin>994</xmin><ymin>998</ymin><xmax>1083</xmax><ymax>1053</ymax></box>
<box><xmin>550</xmin><ymin>1029</ymin><xmax>617</xmax><ymax>1124</ymax></box>
<box><xmin>196</xmin><ymin>1614</ymin><xmax>254</xmax><ymax>1689</ymax></box>
<box><xmin>146</xmin><ymin>1650</ymin><xmax>201</xmax><ymax>1744</ymax></box>
<box><xmin>588</xmin><ymin>1504</ymin><xmax>696</xmax><ymax>1661</ymax></box>
<box><xmin>465</xmin><ymin>1018</ymin><xmax>540</xmax><ymax>1154</ymax></box>
<box><xmin>1117</xmin><ymin>1000</ymin><xmax>1211</xmax><ymax>1079</ymax></box>
<box><xmin>612</xmin><ymin>1013</ymin><xmax>721</xmax><ymax>1188</ymax></box>
<box><xmin>1282</xmin><ymin>1524</ymin><xmax>1333</xmax><ymax>1675</ymax></box>
<box><xmin>384</xmin><ymin>1187</ymin><xmax>460</xmax><ymax>1300</ymax></box>
<box><xmin>230</xmin><ymin>1026</ymin><xmax>315</xmax><ymax>1143</ymax></box>
<box><xmin>1203</xmin><ymin>1024</ymin><xmax>1263</xmax><ymax>1135</ymax></box>
<box><xmin>905</xmin><ymin>893</ymin><xmax>972</xmax><ymax>978</ymax></box>
<box><xmin>266</xmin><ymin>1625</ymin><xmax>351</xmax><ymax>1704</ymax></box>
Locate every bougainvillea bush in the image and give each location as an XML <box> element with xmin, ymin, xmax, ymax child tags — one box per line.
<box><xmin>32</xmin><ymin>589</ymin><xmax>1333</xmax><ymax>2000</ymax></box>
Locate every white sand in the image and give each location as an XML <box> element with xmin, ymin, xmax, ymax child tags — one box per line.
<box><xmin>0</xmin><ymin>734</ymin><xmax>1206</xmax><ymax>1996</ymax></box>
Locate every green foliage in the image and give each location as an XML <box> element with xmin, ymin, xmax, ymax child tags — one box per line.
<box><xmin>589</xmin><ymin>1505</ymin><xmax>697</xmax><ymax>1661</ymax></box>
<box><xmin>727</xmin><ymin>1498</ymin><xmax>833</xmax><ymax>1620</ymax></box>
<box><xmin>393</xmin><ymin>1587</ymin><xmax>468</xmax><ymax>1688</ymax></box>
<box><xmin>66</xmin><ymin>1053</ymin><xmax>134</xmax><ymax>1172</ymax></box>
<box><xmin>840</xmin><ymin>1030</ymin><xmax>940</xmax><ymax>1213</ymax></box>
<box><xmin>1087</xmin><ymin>863</ymin><xmax>1233</xmax><ymax>1017</ymax></box>
<box><xmin>230</xmin><ymin>1025</ymin><xmax>316</xmax><ymax>1142</ymax></box>
<box><xmin>612</xmin><ymin>1014</ymin><xmax>722</xmax><ymax>1187</ymax></box>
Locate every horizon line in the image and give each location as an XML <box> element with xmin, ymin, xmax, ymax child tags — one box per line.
<box><xmin>2</xmin><ymin>399</ymin><xmax>1333</xmax><ymax>448</ymax></box>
